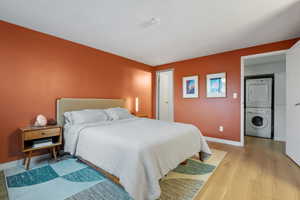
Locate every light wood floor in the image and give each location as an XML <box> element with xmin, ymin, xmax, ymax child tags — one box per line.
<box><xmin>196</xmin><ymin>136</ymin><xmax>300</xmax><ymax>200</ymax></box>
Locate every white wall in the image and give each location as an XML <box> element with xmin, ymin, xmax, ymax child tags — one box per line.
<box><xmin>245</xmin><ymin>61</ymin><xmax>286</xmax><ymax>141</ymax></box>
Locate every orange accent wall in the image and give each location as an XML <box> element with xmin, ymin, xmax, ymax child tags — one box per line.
<box><xmin>0</xmin><ymin>21</ymin><xmax>153</xmax><ymax>163</ymax></box>
<box><xmin>154</xmin><ymin>38</ymin><xmax>299</xmax><ymax>142</ymax></box>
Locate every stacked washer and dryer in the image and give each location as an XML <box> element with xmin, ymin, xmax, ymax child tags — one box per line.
<box><xmin>245</xmin><ymin>77</ymin><xmax>273</xmax><ymax>139</ymax></box>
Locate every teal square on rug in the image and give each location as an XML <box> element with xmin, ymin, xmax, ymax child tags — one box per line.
<box><xmin>5</xmin><ymin>158</ymin><xmax>131</xmax><ymax>200</ymax></box>
<box><xmin>7</xmin><ymin>165</ymin><xmax>59</xmax><ymax>187</ymax></box>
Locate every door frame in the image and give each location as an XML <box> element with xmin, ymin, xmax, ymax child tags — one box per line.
<box><xmin>240</xmin><ymin>50</ymin><xmax>287</xmax><ymax>146</ymax></box>
<box><xmin>156</xmin><ymin>69</ymin><xmax>174</xmax><ymax>121</ymax></box>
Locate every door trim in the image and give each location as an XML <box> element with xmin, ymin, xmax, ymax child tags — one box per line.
<box><xmin>240</xmin><ymin>50</ymin><xmax>288</xmax><ymax>146</ymax></box>
<box><xmin>156</xmin><ymin>69</ymin><xmax>174</xmax><ymax>121</ymax></box>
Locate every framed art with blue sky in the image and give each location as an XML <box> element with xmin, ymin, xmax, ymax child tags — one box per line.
<box><xmin>183</xmin><ymin>75</ymin><xmax>198</xmax><ymax>98</ymax></box>
<box><xmin>206</xmin><ymin>72</ymin><xmax>226</xmax><ymax>98</ymax></box>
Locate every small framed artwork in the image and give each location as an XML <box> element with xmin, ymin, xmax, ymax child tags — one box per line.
<box><xmin>206</xmin><ymin>72</ymin><xmax>226</xmax><ymax>98</ymax></box>
<box><xmin>183</xmin><ymin>75</ymin><xmax>199</xmax><ymax>98</ymax></box>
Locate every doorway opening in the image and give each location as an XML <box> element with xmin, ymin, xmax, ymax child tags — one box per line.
<box><xmin>244</xmin><ymin>74</ymin><xmax>274</xmax><ymax>139</ymax></box>
<box><xmin>241</xmin><ymin>50</ymin><xmax>287</xmax><ymax>145</ymax></box>
<box><xmin>156</xmin><ymin>69</ymin><xmax>174</xmax><ymax>121</ymax></box>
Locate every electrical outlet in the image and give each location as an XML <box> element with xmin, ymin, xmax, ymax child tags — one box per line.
<box><xmin>219</xmin><ymin>126</ymin><xmax>224</xmax><ymax>132</ymax></box>
<box><xmin>233</xmin><ymin>93</ymin><xmax>238</xmax><ymax>99</ymax></box>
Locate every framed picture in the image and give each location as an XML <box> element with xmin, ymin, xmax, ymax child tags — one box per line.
<box><xmin>206</xmin><ymin>72</ymin><xmax>226</xmax><ymax>98</ymax></box>
<box><xmin>183</xmin><ymin>75</ymin><xmax>199</xmax><ymax>98</ymax></box>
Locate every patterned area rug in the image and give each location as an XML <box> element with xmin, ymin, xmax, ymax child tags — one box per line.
<box><xmin>0</xmin><ymin>171</ymin><xmax>8</xmax><ymax>200</ymax></box>
<box><xmin>159</xmin><ymin>149</ymin><xmax>226</xmax><ymax>200</ymax></box>
<box><xmin>3</xmin><ymin>149</ymin><xmax>226</xmax><ymax>200</ymax></box>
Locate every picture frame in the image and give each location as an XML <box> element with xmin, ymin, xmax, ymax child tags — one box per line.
<box><xmin>206</xmin><ymin>72</ymin><xmax>226</xmax><ymax>98</ymax></box>
<box><xmin>183</xmin><ymin>75</ymin><xmax>199</xmax><ymax>98</ymax></box>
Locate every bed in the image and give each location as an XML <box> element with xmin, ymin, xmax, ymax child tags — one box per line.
<box><xmin>57</xmin><ymin>98</ymin><xmax>211</xmax><ymax>200</ymax></box>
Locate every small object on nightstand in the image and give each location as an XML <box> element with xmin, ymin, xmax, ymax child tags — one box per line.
<box><xmin>33</xmin><ymin>114</ymin><xmax>48</xmax><ymax>127</ymax></box>
<box><xmin>20</xmin><ymin>125</ymin><xmax>62</xmax><ymax>170</ymax></box>
<box><xmin>135</xmin><ymin>113</ymin><xmax>149</xmax><ymax>118</ymax></box>
<box><xmin>47</xmin><ymin>118</ymin><xmax>57</xmax><ymax>126</ymax></box>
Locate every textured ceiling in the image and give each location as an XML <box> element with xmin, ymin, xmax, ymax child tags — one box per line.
<box><xmin>0</xmin><ymin>0</ymin><xmax>300</xmax><ymax>66</ymax></box>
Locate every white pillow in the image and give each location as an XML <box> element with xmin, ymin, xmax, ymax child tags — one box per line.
<box><xmin>64</xmin><ymin>112</ymin><xmax>73</xmax><ymax>124</ymax></box>
<box><xmin>64</xmin><ymin>109</ymin><xmax>109</xmax><ymax>125</ymax></box>
<box><xmin>105</xmin><ymin>107</ymin><xmax>134</xmax><ymax>120</ymax></box>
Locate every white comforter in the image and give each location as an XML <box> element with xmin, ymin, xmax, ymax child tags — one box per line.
<box><xmin>64</xmin><ymin>118</ymin><xmax>211</xmax><ymax>200</ymax></box>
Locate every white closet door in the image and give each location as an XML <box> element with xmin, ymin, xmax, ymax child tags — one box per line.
<box><xmin>286</xmin><ymin>40</ymin><xmax>300</xmax><ymax>165</ymax></box>
<box><xmin>157</xmin><ymin>70</ymin><xmax>174</xmax><ymax>122</ymax></box>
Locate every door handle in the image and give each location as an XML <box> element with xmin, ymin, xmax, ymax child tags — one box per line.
<box><xmin>295</xmin><ymin>103</ymin><xmax>300</xmax><ymax>106</ymax></box>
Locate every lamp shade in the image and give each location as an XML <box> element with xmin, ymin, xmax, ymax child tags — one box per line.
<box><xmin>135</xmin><ymin>97</ymin><xmax>139</xmax><ymax>113</ymax></box>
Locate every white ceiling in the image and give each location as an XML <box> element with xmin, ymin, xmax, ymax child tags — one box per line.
<box><xmin>0</xmin><ymin>0</ymin><xmax>300</xmax><ymax>66</ymax></box>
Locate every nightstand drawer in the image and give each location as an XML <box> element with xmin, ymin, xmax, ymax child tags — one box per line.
<box><xmin>24</xmin><ymin>128</ymin><xmax>60</xmax><ymax>141</ymax></box>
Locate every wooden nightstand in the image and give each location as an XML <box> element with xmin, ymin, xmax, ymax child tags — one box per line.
<box><xmin>20</xmin><ymin>125</ymin><xmax>62</xmax><ymax>170</ymax></box>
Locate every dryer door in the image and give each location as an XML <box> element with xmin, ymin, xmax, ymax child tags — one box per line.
<box><xmin>246</xmin><ymin>78</ymin><xmax>272</xmax><ymax>108</ymax></box>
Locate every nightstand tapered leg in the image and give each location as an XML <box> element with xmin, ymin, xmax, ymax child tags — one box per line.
<box><xmin>25</xmin><ymin>151</ymin><xmax>32</xmax><ymax>170</ymax></box>
<box><xmin>49</xmin><ymin>148</ymin><xmax>53</xmax><ymax>158</ymax></box>
<box><xmin>52</xmin><ymin>147</ymin><xmax>57</xmax><ymax>161</ymax></box>
<box><xmin>24</xmin><ymin>153</ymin><xmax>29</xmax><ymax>168</ymax></box>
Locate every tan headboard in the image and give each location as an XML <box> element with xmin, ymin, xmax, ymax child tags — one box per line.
<box><xmin>56</xmin><ymin>98</ymin><xmax>125</xmax><ymax>126</ymax></box>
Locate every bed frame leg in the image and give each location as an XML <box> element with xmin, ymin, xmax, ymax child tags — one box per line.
<box><xmin>199</xmin><ymin>152</ymin><xmax>204</xmax><ymax>162</ymax></box>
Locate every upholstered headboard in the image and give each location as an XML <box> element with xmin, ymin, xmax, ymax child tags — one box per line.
<box><xmin>56</xmin><ymin>98</ymin><xmax>125</xmax><ymax>126</ymax></box>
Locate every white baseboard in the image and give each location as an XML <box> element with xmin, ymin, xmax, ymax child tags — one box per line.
<box><xmin>205</xmin><ymin>136</ymin><xmax>243</xmax><ymax>147</ymax></box>
<box><xmin>0</xmin><ymin>154</ymin><xmax>50</xmax><ymax>171</ymax></box>
<box><xmin>274</xmin><ymin>136</ymin><xmax>286</xmax><ymax>142</ymax></box>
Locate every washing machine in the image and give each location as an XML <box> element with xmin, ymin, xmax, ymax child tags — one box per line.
<box><xmin>245</xmin><ymin>108</ymin><xmax>272</xmax><ymax>138</ymax></box>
